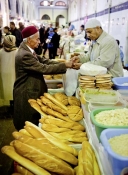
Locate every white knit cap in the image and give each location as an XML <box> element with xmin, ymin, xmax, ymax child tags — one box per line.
<box><xmin>85</xmin><ymin>19</ymin><xmax>101</xmax><ymax>29</ymax></box>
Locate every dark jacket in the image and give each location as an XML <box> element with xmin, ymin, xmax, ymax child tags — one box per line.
<box><xmin>39</xmin><ymin>27</ymin><xmax>45</xmax><ymax>44</ymax></box>
<box><xmin>13</xmin><ymin>42</ymin><xmax>66</xmax><ymax>130</ymax></box>
<box><xmin>51</xmin><ymin>32</ymin><xmax>60</xmax><ymax>48</ymax></box>
<box><xmin>11</xmin><ymin>28</ymin><xmax>23</xmax><ymax>47</ymax></box>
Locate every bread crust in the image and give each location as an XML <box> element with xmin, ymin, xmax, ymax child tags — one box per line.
<box><xmin>1</xmin><ymin>146</ymin><xmax>51</xmax><ymax>175</ymax></box>
<box><xmin>12</xmin><ymin>131</ymin><xmax>78</xmax><ymax>166</ymax></box>
<box><xmin>13</xmin><ymin>140</ymin><xmax>75</xmax><ymax>175</ymax></box>
<box><xmin>25</xmin><ymin>121</ymin><xmax>78</xmax><ymax>156</ymax></box>
<box><xmin>54</xmin><ymin>93</ymin><xmax>68</xmax><ymax>106</ymax></box>
<box><xmin>41</xmin><ymin>96</ymin><xmax>67</xmax><ymax>115</ymax></box>
<box><xmin>68</xmin><ymin>97</ymin><xmax>81</xmax><ymax>107</ymax></box>
<box><xmin>44</xmin><ymin>93</ymin><xmax>68</xmax><ymax>111</ymax></box>
<box><xmin>67</xmin><ymin>106</ymin><xmax>83</xmax><ymax>122</ymax></box>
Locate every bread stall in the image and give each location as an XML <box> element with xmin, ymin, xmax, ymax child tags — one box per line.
<box><xmin>1</xmin><ymin>92</ymin><xmax>102</xmax><ymax>175</ymax></box>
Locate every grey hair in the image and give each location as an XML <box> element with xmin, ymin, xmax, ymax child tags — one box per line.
<box><xmin>23</xmin><ymin>33</ymin><xmax>37</xmax><ymax>43</ymax></box>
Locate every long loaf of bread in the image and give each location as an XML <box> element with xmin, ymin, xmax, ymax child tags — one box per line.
<box><xmin>28</xmin><ymin>101</ymin><xmax>47</xmax><ymax>117</ymax></box>
<box><xmin>13</xmin><ymin>140</ymin><xmax>75</xmax><ymax>175</ymax></box>
<box><xmin>77</xmin><ymin>150</ymin><xmax>84</xmax><ymax>175</ymax></box>
<box><xmin>42</xmin><ymin>123</ymin><xmax>71</xmax><ymax>133</ymax></box>
<box><xmin>12</xmin><ymin>131</ymin><xmax>78</xmax><ymax>165</ymax></box>
<box><xmin>36</xmin><ymin>99</ymin><xmax>43</xmax><ymax>106</ymax></box>
<box><xmin>19</xmin><ymin>129</ymin><xmax>33</xmax><ymax>137</ymax></box>
<box><xmin>1</xmin><ymin>146</ymin><xmax>51</xmax><ymax>175</ymax></box>
<box><xmin>93</xmin><ymin>154</ymin><xmax>101</xmax><ymax>175</ymax></box>
<box><xmin>16</xmin><ymin>164</ymin><xmax>34</xmax><ymax>175</ymax></box>
<box><xmin>40</xmin><ymin>116</ymin><xmax>85</xmax><ymax>131</ymax></box>
<box><xmin>41</xmin><ymin>96</ymin><xmax>67</xmax><ymax>115</ymax></box>
<box><xmin>54</xmin><ymin>93</ymin><xmax>68</xmax><ymax>106</ymax></box>
<box><xmin>82</xmin><ymin>141</ymin><xmax>93</xmax><ymax>175</ymax></box>
<box><xmin>25</xmin><ymin>121</ymin><xmax>78</xmax><ymax>156</ymax></box>
<box><xmin>48</xmin><ymin>132</ymin><xmax>87</xmax><ymax>143</ymax></box>
<box><xmin>41</xmin><ymin>105</ymin><xmax>72</xmax><ymax>122</ymax></box>
<box><xmin>44</xmin><ymin>93</ymin><xmax>68</xmax><ymax>111</ymax></box>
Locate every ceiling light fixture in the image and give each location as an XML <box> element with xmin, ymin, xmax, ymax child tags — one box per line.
<box><xmin>44</xmin><ymin>1</ymin><xmax>48</xmax><ymax>6</ymax></box>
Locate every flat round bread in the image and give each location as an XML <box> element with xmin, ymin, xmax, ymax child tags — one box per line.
<box><xmin>79</xmin><ymin>76</ymin><xmax>96</xmax><ymax>80</ymax></box>
<box><xmin>79</xmin><ymin>80</ymin><xmax>95</xmax><ymax>83</ymax></box>
<box><xmin>95</xmin><ymin>74</ymin><xmax>112</xmax><ymax>78</ymax></box>
<box><xmin>67</xmin><ymin>106</ymin><xmax>83</xmax><ymax>122</ymax></box>
<box><xmin>96</xmin><ymin>80</ymin><xmax>111</xmax><ymax>83</ymax></box>
<box><xmin>96</xmin><ymin>78</ymin><xmax>111</xmax><ymax>81</ymax></box>
<box><xmin>79</xmin><ymin>82</ymin><xmax>95</xmax><ymax>85</ymax></box>
<box><xmin>96</xmin><ymin>82</ymin><xmax>113</xmax><ymax>85</ymax></box>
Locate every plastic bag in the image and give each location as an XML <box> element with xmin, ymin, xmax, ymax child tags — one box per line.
<box><xmin>80</xmin><ymin>63</ymin><xmax>107</xmax><ymax>76</ymax></box>
<box><xmin>63</xmin><ymin>69</ymin><xmax>79</xmax><ymax>96</ymax></box>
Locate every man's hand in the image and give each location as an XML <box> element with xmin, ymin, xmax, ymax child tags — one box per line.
<box><xmin>70</xmin><ymin>56</ymin><xmax>80</xmax><ymax>63</ymax></box>
<box><xmin>65</xmin><ymin>61</ymin><xmax>73</xmax><ymax>68</ymax></box>
<box><xmin>72</xmin><ymin>63</ymin><xmax>82</xmax><ymax>70</ymax></box>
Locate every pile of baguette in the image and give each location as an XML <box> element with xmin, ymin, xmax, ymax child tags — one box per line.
<box><xmin>2</xmin><ymin>121</ymin><xmax>78</xmax><ymax>175</ymax></box>
<box><xmin>1</xmin><ymin>122</ymin><xmax>101</xmax><ymax>175</ymax></box>
<box><xmin>79</xmin><ymin>74</ymin><xmax>113</xmax><ymax>90</ymax></box>
<box><xmin>28</xmin><ymin>93</ymin><xmax>87</xmax><ymax>144</ymax></box>
<box><xmin>75</xmin><ymin>141</ymin><xmax>101</xmax><ymax>175</ymax></box>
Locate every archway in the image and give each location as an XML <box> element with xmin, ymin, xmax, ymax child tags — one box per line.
<box><xmin>56</xmin><ymin>15</ymin><xmax>65</xmax><ymax>27</ymax></box>
<box><xmin>41</xmin><ymin>14</ymin><xmax>50</xmax><ymax>20</ymax></box>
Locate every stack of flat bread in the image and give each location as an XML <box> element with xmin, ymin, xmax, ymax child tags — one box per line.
<box><xmin>79</xmin><ymin>76</ymin><xmax>96</xmax><ymax>89</ymax></box>
<box><xmin>79</xmin><ymin>74</ymin><xmax>113</xmax><ymax>90</ymax></box>
<box><xmin>95</xmin><ymin>74</ymin><xmax>113</xmax><ymax>89</ymax></box>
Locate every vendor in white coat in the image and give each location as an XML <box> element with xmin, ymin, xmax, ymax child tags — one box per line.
<box><xmin>72</xmin><ymin>19</ymin><xmax>123</xmax><ymax>77</ymax></box>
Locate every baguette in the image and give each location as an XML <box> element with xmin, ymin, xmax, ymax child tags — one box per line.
<box><xmin>77</xmin><ymin>150</ymin><xmax>84</xmax><ymax>175</ymax></box>
<box><xmin>40</xmin><ymin>116</ymin><xmax>85</xmax><ymax>131</ymax></box>
<box><xmin>41</xmin><ymin>96</ymin><xmax>67</xmax><ymax>115</ymax></box>
<box><xmin>42</xmin><ymin>123</ymin><xmax>71</xmax><ymax>133</ymax></box>
<box><xmin>25</xmin><ymin>121</ymin><xmax>78</xmax><ymax>156</ymax></box>
<box><xmin>41</xmin><ymin>104</ymin><xmax>70</xmax><ymax>122</ymax></box>
<box><xmin>82</xmin><ymin>141</ymin><xmax>93</xmax><ymax>175</ymax></box>
<box><xmin>54</xmin><ymin>93</ymin><xmax>68</xmax><ymax>106</ymax></box>
<box><xmin>36</xmin><ymin>99</ymin><xmax>43</xmax><ymax>106</ymax></box>
<box><xmin>49</xmin><ymin>131</ymin><xmax>86</xmax><ymax>139</ymax></box>
<box><xmin>48</xmin><ymin>132</ymin><xmax>87</xmax><ymax>143</ymax></box>
<box><xmin>28</xmin><ymin>99</ymin><xmax>37</xmax><ymax>103</ymax></box>
<box><xmin>28</xmin><ymin>101</ymin><xmax>47</xmax><ymax>117</ymax></box>
<box><xmin>16</xmin><ymin>164</ymin><xmax>34</xmax><ymax>175</ymax></box>
<box><xmin>12</xmin><ymin>131</ymin><xmax>78</xmax><ymax>165</ymax></box>
<box><xmin>93</xmin><ymin>154</ymin><xmax>101</xmax><ymax>175</ymax></box>
<box><xmin>24</xmin><ymin>126</ymin><xmax>45</xmax><ymax>138</ymax></box>
<box><xmin>19</xmin><ymin>129</ymin><xmax>33</xmax><ymax>137</ymax></box>
<box><xmin>1</xmin><ymin>146</ymin><xmax>51</xmax><ymax>175</ymax></box>
<box><xmin>13</xmin><ymin>140</ymin><xmax>75</xmax><ymax>175</ymax></box>
<box><xmin>44</xmin><ymin>93</ymin><xmax>68</xmax><ymax>111</ymax></box>
<box><xmin>13</xmin><ymin>131</ymin><xmax>32</xmax><ymax>140</ymax></box>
